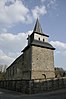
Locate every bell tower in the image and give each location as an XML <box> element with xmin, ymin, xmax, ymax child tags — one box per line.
<box><xmin>28</xmin><ymin>18</ymin><xmax>49</xmax><ymax>46</ymax></box>
<box><xmin>27</xmin><ymin>18</ymin><xmax>55</xmax><ymax>79</ymax></box>
<box><xmin>23</xmin><ymin>18</ymin><xmax>55</xmax><ymax>79</ymax></box>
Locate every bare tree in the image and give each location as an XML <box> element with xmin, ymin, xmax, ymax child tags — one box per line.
<box><xmin>0</xmin><ymin>65</ymin><xmax>3</xmax><ymax>72</ymax></box>
<box><xmin>0</xmin><ymin>64</ymin><xmax>8</xmax><ymax>80</ymax></box>
<box><xmin>3</xmin><ymin>64</ymin><xmax>7</xmax><ymax>73</ymax></box>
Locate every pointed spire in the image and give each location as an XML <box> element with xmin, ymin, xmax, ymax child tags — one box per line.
<box><xmin>33</xmin><ymin>18</ymin><xmax>43</xmax><ymax>34</ymax></box>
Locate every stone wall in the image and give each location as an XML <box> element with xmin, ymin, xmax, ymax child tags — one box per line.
<box><xmin>0</xmin><ymin>77</ymin><xmax>66</xmax><ymax>94</ymax></box>
<box><xmin>6</xmin><ymin>47</ymin><xmax>32</xmax><ymax>80</ymax></box>
<box><xmin>6</xmin><ymin>54</ymin><xmax>23</xmax><ymax>80</ymax></box>
<box><xmin>31</xmin><ymin>46</ymin><xmax>55</xmax><ymax>79</ymax></box>
<box><xmin>22</xmin><ymin>47</ymin><xmax>32</xmax><ymax>80</ymax></box>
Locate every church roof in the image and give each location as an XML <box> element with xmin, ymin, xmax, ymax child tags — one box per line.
<box><xmin>33</xmin><ymin>18</ymin><xmax>43</xmax><ymax>34</ymax></box>
<box><xmin>22</xmin><ymin>19</ymin><xmax>55</xmax><ymax>52</ymax></box>
<box><xmin>7</xmin><ymin>54</ymin><xmax>23</xmax><ymax>70</ymax></box>
<box><xmin>32</xmin><ymin>40</ymin><xmax>55</xmax><ymax>50</ymax></box>
<box><xmin>22</xmin><ymin>40</ymin><xmax>55</xmax><ymax>52</ymax></box>
<box><xmin>33</xmin><ymin>18</ymin><xmax>49</xmax><ymax>37</ymax></box>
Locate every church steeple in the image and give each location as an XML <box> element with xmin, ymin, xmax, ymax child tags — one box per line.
<box><xmin>27</xmin><ymin>18</ymin><xmax>49</xmax><ymax>45</ymax></box>
<box><xmin>33</xmin><ymin>18</ymin><xmax>43</xmax><ymax>34</ymax></box>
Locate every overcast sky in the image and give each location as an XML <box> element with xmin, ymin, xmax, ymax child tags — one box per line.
<box><xmin>0</xmin><ymin>0</ymin><xmax>66</xmax><ymax>69</ymax></box>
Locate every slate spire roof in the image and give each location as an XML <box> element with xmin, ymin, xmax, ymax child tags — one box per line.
<box><xmin>33</xmin><ymin>18</ymin><xmax>43</xmax><ymax>34</ymax></box>
<box><xmin>33</xmin><ymin>18</ymin><xmax>49</xmax><ymax>37</ymax></box>
<box><xmin>22</xmin><ymin>18</ymin><xmax>55</xmax><ymax>52</ymax></box>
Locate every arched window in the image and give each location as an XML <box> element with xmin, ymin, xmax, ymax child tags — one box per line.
<box><xmin>38</xmin><ymin>37</ymin><xmax>40</xmax><ymax>41</ymax></box>
<box><xmin>42</xmin><ymin>74</ymin><xmax>46</xmax><ymax>79</ymax></box>
<box><xmin>43</xmin><ymin>39</ymin><xmax>44</xmax><ymax>42</ymax></box>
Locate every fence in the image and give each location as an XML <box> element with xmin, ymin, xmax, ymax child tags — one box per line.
<box><xmin>0</xmin><ymin>77</ymin><xmax>66</xmax><ymax>94</ymax></box>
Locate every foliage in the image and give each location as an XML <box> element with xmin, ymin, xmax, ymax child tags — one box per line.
<box><xmin>55</xmin><ymin>67</ymin><xmax>66</xmax><ymax>78</ymax></box>
<box><xmin>0</xmin><ymin>64</ymin><xmax>7</xmax><ymax>80</ymax></box>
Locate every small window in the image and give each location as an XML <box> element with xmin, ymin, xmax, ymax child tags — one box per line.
<box><xmin>43</xmin><ymin>39</ymin><xmax>44</xmax><ymax>42</ymax></box>
<box><xmin>38</xmin><ymin>37</ymin><xmax>40</xmax><ymax>40</ymax></box>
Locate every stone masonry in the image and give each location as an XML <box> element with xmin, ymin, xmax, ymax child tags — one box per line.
<box><xmin>31</xmin><ymin>46</ymin><xmax>55</xmax><ymax>79</ymax></box>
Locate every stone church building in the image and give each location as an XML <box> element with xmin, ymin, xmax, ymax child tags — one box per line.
<box><xmin>6</xmin><ymin>19</ymin><xmax>55</xmax><ymax>80</ymax></box>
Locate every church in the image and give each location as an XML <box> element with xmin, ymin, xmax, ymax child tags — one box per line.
<box><xmin>6</xmin><ymin>19</ymin><xmax>55</xmax><ymax>80</ymax></box>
